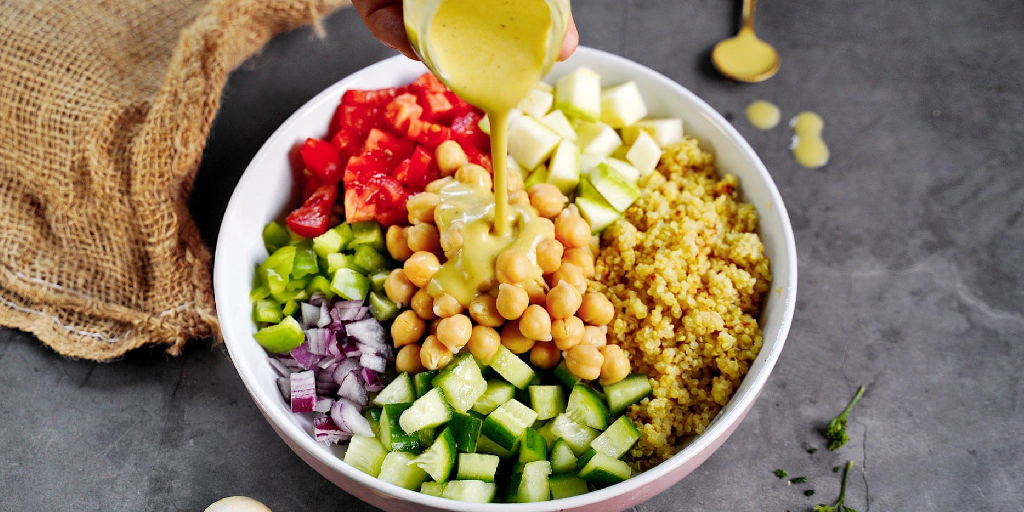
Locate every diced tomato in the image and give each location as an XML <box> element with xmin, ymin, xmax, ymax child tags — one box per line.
<box><xmin>463</xmin><ymin>144</ymin><xmax>492</xmax><ymax>172</ymax></box>
<box><xmin>384</xmin><ymin>93</ymin><xmax>423</xmax><ymax>133</ymax></box>
<box><xmin>300</xmin><ymin>138</ymin><xmax>344</xmax><ymax>185</ymax></box>
<box><xmin>419</xmin><ymin>91</ymin><xmax>455</xmax><ymax>122</ymax></box>
<box><xmin>344</xmin><ymin>184</ymin><xmax>377</xmax><ymax>223</ymax></box>
<box><xmin>344</xmin><ymin>150</ymin><xmax>391</xmax><ymax>184</ymax></box>
<box><xmin>287</xmin><ymin>183</ymin><xmax>337</xmax><ymax>237</ymax></box>
<box><xmin>445</xmin><ymin>91</ymin><xmax>476</xmax><ymax>118</ymax></box>
<box><xmin>342</xmin><ymin>87</ymin><xmax>401</xmax><ymax>107</ymax></box>
<box><xmin>338</xmin><ymin>105</ymin><xmax>383</xmax><ymax>136</ymax></box>
<box><xmin>367</xmin><ymin>174</ymin><xmax>408</xmax><ymax>227</ymax></box>
<box><xmin>331</xmin><ymin>129</ymin><xmax>363</xmax><ymax>161</ymax></box>
<box><xmin>407</xmin><ymin>118</ymin><xmax>454</xmax><ymax>149</ymax></box>
<box><xmin>363</xmin><ymin>128</ymin><xmax>415</xmax><ymax>163</ymax></box>
<box><xmin>450</xmin><ymin>110</ymin><xmax>490</xmax><ymax>153</ymax></box>
<box><xmin>300</xmin><ymin>169</ymin><xmax>322</xmax><ymax>200</ymax></box>
<box><xmin>410</xmin><ymin>73</ymin><xmax>448</xmax><ymax>94</ymax></box>
<box><xmin>393</xmin><ymin>146</ymin><xmax>435</xmax><ymax>189</ymax></box>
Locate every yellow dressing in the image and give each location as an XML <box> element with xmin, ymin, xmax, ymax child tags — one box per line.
<box><xmin>745</xmin><ymin>100</ymin><xmax>780</xmax><ymax>130</ymax></box>
<box><xmin>790</xmin><ymin>111</ymin><xmax>830</xmax><ymax>168</ymax></box>
<box><xmin>711</xmin><ymin>28</ymin><xmax>779</xmax><ymax>82</ymax></box>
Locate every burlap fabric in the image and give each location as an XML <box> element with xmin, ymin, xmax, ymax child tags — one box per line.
<box><xmin>0</xmin><ymin>0</ymin><xmax>349</xmax><ymax>360</ymax></box>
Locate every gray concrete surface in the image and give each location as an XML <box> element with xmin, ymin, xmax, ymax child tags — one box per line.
<box><xmin>2</xmin><ymin>1</ymin><xmax>1023</xmax><ymax>510</ymax></box>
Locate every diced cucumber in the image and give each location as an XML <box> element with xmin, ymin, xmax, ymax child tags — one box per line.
<box><xmin>549</xmin><ymin>474</ymin><xmax>589</xmax><ymax>499</ymax></box>
<box><xmin>509</xmin><ymin>460</ymin><xmax>552</xmax><ymax>502</ymax></box>
<box><xmin>420</xmin><ymin>481</ymin><xmax>446</xmax><ymax>497</ymax></box>
<box><xmin>579</xmin><ymin>154</ymin><xmax>605</xmax><ymax>175</ymax></box>
<box><xmin>575</xmin><ymin>195</ymin><xmax>621</xmax><ymax>233</ymax></box>
<box><xmin>540</xmin><ymin>110</ymin><xmax>577</xmax><ymax>141</ymax></box>
<box><xmin>549</xmin><ymin>438</ymin><xmax>579</xmax><ymax>474</ymax></box>
<box><xmin>600</xmin><ymin>81</ymin><xmax>648</xmax><ymax>128</ymax></box>
<box><xmin>411</xmin><ymin>427</ymin><xmax>457</xmax><ymax>482</ymax></box>
<box><xmin>535</xmin><ymin>419</ymin><xmax>559</xmax><ymax>450</ymax></box>
<box><xmin>312</xmin><ymin>225</ymin><xmax>345</xmax><ymax>258</ymax></box>
<box><xmin>589</xmin><ymin>164</ymin><xmax>641</xmax><ymax>212</ymax></box>
<box><xmin>555</xmin><ymin>67</ymin><xmax>601</xmax><ymax>121</ymax></box>
<box><xmin>352</xmin><ymin>245</ymin><xmax>387</xmax><ymax>274</ymax></box>
<box><xmin>253</xmin><ymin>299</ymin><xmax>283</xmax><ymax>324</ymax></box>
<box><xmin>622</xmin><ymin>118</ymin><xmax>684</xmax><ymax>148</ymax></box>
<box><xmin>369</xmin><ymin>270</ymin><xmax>389</xmax><ymax>295</ymax></box>
<box><xmin>481</xmin><ymin>399</ymin><xmax>538</xmax><ymax>451</ymax></box>
<box><xmin>262</xmin><ymin>221</ymin><xmax>291</xmax><ymax>252</ymax></box>
<box><xmin>442</xmin><ymin>480</ymin><xmax>498</xmax><ymax>503</ymax></box>
<box><xmin>414</xmin><ymin>370</ymin><xmax>438</xmax><ymax>398</ymax></box>
<box><xmin>418</xmin><ymin>426</ymin><xmax>436</xmax><ymax>447</ymax></box>
<box><xmin>602</xmin><ymin>373</ymin><xmax>654</xmax><ymax>415</ymax></box>
<box><xmin>576</xmin><ymin>121</ymin><xmax>622</xmax><ymax>157</ymax></box>
<box><xmin>602</xmin><ymin>158</ymin><xmax>640</xmax><ymax>184</ymax></box>
<box><xmin>253</xmin><ymin>316</ymin><xmax>304</xmax><ymax>353</ymax></box>
<box><xmin>456</xmin><ymin>453</ymin><xmax>501</xmax><ymax>482</ymax></box>
<box><xmin>553</xmin><ymin>360</ymin><xmax>583</xmax><ymax>389</ymax></box>
<box><xmin>432</xmin><ymin>354</ymin><xmax>487</xmax><ymax>413</ymax></box>
<box><xmin>364</xmin><ymin>406</ymin><xmax>382</xmax><ymax>437</ymax></box>
<box><xmin>576</xmin><ymin>448</ymin><xmax>597</xmax><ymax>470</ymax></box>
<box><xmin>476</xmin><ymin>434</ymin><xmax>515</xmax><ymax>458</ymax></box>
<box><xmin>546</xmin><ymin>140</ymin><xmax>581</xmax><ymax>194</ymax></box>
<box><xmin>578</xmin><ymin>452</ymin><xmax>632</xmax><ymax>487</ymax></box>
<box><xmin>591</xmin><ymin>416</ymin><xmax>641</xmax><ymax>459</ymax></box>
<box><xmin>508</xmin><ymin>116</ymin><xmax>562</xmax><ymax>170</ymax></box>
<box><xmin>625</xmin><ymin>130</ymin><xmax>662</xmax><ymax>177</ymax></box>
<box><xmin>518</xmin><ymin>87</ymin><xmax>554</xmax><ymax>119</ymax></box>
<box><xmin>515</xmin><ymin>373</ymin><xmax>543</xmax><ymax>405</ymax></box>
<box><xmin>529</xmin><ymin>385</ymin><xmax>568</xmax><ymax>421</ymax></box>
<box><xmin>343</xmin><ymin>435</ymin><xmax>388</xmax><ymax>477</ymax></box>
<box><xmin>380</xmin><ymin>403</ymin><xmax>420</xmax><ymax>452</ymax></box>
<box><xmin>368</xmin><ymin>291</ymin><xmax>399</xmax><ymax>322</ymax></box>
<box><xmin>373</xmin><ymin>372</ymin><xmax>415</xmax><ymax>406</ymax></box>
<box><xmin>566</xmin><ymin>384</ymin><xmax>611</xmax><ymax>429</ymax></box>
<box><xmin>449</xmin><ymin>411</ymin><xmax>483</xmax><ymax>452</ymax></box>
<box><xmin>377</xmin><ymin>451</ymin><xmax>428</xmax><ymax>490</ymax></box>
<box><xmin>523</xmin><ymin>166</ymin><xmax>549</xmax><ymax>191</ymax></box>
<box><xmin>348</xmin><ymin>221</ymin><xmax>386</xmax><ymax>252</ymax></box>
<box><xmin>518</xmin><ymin>428</ymin><xmax>548</xmax><ymax>464</ymax></box>
<box><xmin>330</xmin><ymin>268</ymin><xmax>370</xmax><ymax>301</ymax></box>
<box><xmin>550</xmin><ymin>414</ymin><xmax>600</xmax><ymax>456</ymax></box>
<box><xmin>490</xmin><ymin>346</ymin><xmax>536</xmax><ymax>389</ymax></box>
<box><xmin>472</xmin><ymin>379</ymin><xmax>516</xmax><ymax>415</ymax></box>
<box><xmin>400</xmin><ymin>387</ymin><xmax>453</xmax><ymax>433</ymax></box>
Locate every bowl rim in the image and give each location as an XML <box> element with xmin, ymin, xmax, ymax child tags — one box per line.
<box><xmin>214</xmin><ymin>46</ymin><xmax>797</xmax><ymax>511</ymax></box>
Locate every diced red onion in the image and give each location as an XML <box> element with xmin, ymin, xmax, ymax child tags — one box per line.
<box><xmin>332</xmin><ymin>358</ymin><xmax>361</xmax><ymax>383</ymax></box>
<box><xmin>313</xmin><ymin>414</ymin><xmax>351</xmax><ymax>444</ymax></box>
<box><xmin>289</xmin><ymin>343</ymin><xmax>323</xmax><ymax>370</ymax></box>
<box><xmin>308</xmin><ymin>293</ymin><xmax>327</xmax><ymax>307</ymax></box>
<box><xmin>275</xmin><ymin>355</ymin><xmax>301</xmax><ymax>369</ymax></box>
<box><xmin>354</xmin><ymin>307</ymin><xmax>371</xmax><ymax>321</ymax></box>
<box><xmin>338</xmin><ymin>372</ymin><xmax>369</xmax><ymax>406</ymax></box>
<box><xmin>300</xmin><ymin>303</ymin><xmax>321</xmax><ymax>329</ymax></box>
<box><xmin>267</xmin><ymin>357</ymin><xmax>292</xmax><ymax>377</ymax></box>
<box><xmin>346</xmin><ymin>318</ymin><xmax>386</xmax><ymax>347</ymax></box>
<box><xmin>376</xmin><ymin>343</ymin><xmax>393</xmax><ymax>362</ymax></box>
<box><xmin>314</xmin><ymin>397</ymin><xmax>334</xmax><ymax>413</ymax></box>
<box><xmin>341</xmin><ymin>341</ymin><xmax>362</xmax><ymax>358</ymax></box>
<box><xmin>332</xmin><ymin>398</ymin><xmax>374</xmax><ymax>437</ymax></box>
<box><xmin>316</xmin><ymin>355</ymin><xmax>342</xmax><ymax>370</ymax></box>
<box><xmin>289</xmin><ymin>371</ymin><xmax>316</xmax><ymax>413</ymax></box>
<box><xmin>277</xmin><ymin>377</ymin><xmax>291</xmax><ymax>401</ymax></box>
<box><xmin>317</xmin><ymin>304</ymin><xmax>331</xmax><ymax>328</ymax></box>
<box><xmin>316</xmin><ymin>383</ymin><xmax>340</xmax><ymax>394</ymax></box>
<box><xmin>332</xmin><ymin>300</ymin><xmax>365</xmax><ymax>322</ymax></box>
<box><xmin>356</xmin><ymin>342</ymin><xmax>379</xmax><ymax>355</ymax></box>
<box><xmin>305</xmin><ymin>327</ymin><xmax>329</xmax><ymax>355</ymax></box>
<box><xmin>359</xmin><ymin>353</ymin><xmax>387</xmax><ymax>373</ymax></box>
<box><xmin>327</xmin><ymin>337</ymin><xmax>342</xmax><ymax>357</ymax></box>
<box><xmin>361</xmin><ymin>368</ymin><xmax>384</xmax><ymax>392</ymax></box>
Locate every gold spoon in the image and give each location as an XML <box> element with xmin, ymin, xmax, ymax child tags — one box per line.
<box><xmin>712</xmin><ymin>0</ymin><xmax>779</xmax><ymax>82</ymax></box>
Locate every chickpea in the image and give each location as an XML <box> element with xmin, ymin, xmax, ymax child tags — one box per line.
<box><xmin>554</xmin><ymin>208</ymin><xmax>591</xmax><ymax>248</ymax></box>
<box><xmin>384</xmin><ymin>269</ymin><xmax>416</xmax><ymax>306</ymax></box>
<box><xmin>386</xmin><ymin>225</ymin><xmax>413</xmax><ymax>261</ymax></box>
<box><xmin>536</xmin><ymin>217</ymin><xmax>556</xmax><ymax>240</ymax></box>
<box><xmin>506</xmin><ymin>167</ymin><xmax>524</xmax><ymax>193</ymax></box>
<box><xmin>391</xmin><ymin>310</ymin><xmax>426</xmax><ymax>347</ymax></box>
<box><xmin>578</xmin><ymin>292</ymin><xmax>614</xmax><ymax>326</ymax></box>
<box><xmin>565</xmin><ymin>344</ymin><xmax>604</xmax><ymax>380</ymax></box>
<box><xmin>510</xmin><ymin>189</ymin><xmax>531</xmax><ymax>206</ymax></box>
<box><xmin>545</xmin><ymin>280</ymin><xmax>583</xmax><ymax>320</ymax></box>
<box><xmin>549</xmin><ymin>263</ymin><xmax>586</xmax><ymax>294</ymax></box>
<box><xmin>562</xmin><ymin>247</ymin><xmax>595</xmax><ymax>278</ymax></box>
<box><xmin>519</xmin><ymin>304</ymin><xmax>552</xmax><ymax>341</ymax></box>
<box><xmin>588</xmin><ymin>234</ymin><xmax>601</xmax><ymax>256</ymax></box>
<box><xmin>528</xmin><ymin>183</ymin><xmax>566</xmax><ymax>218</ymax></box>
<box><xmin>455</xmin><ymin>164</ymin><xmax>492</xmax><ymax>190</ymax></box>
<box><xmin>425</xmin><ymin>176</ymin><xmax>454</xmax><ymax>194</ymax></box>
<box><xmin>598</xmin><ymin>345</ymin><xmax>631</xmax><ymax>385</ymax></box>
<box><xmin>407</xmin><ymin>223</ymin><xmax>441</xmax><ymax>253</ymax></box>
<box><xmin>406</xmin><ymin>192</ymin><xmax>440</xmax><ymax>225</ymax></box>
<box><xmin>536</xmin><ymin>238</ymin><xmax>564</xmax><ymax>273</ymax></box>
<box><xmin>433</xmin><ymin>292</ymin><xmax>464</xmax><ymax>318</ymax></box>
<box><xmin>396</xmin><ymin>344</ymin><xmax>425</xmax><ymax>374</ymax></box>
<box><xmin>581</xmin><ymin>324</ymin><xmax>608</xmax><ymax>347</ymax></box>
<box><xmin>500</xmin><ymin>319</ymin><xmax>536</xmax><ymax>354</ymax></box>
<box><xmin>468</xmin><ymin>294</ymin><xmax>504</xmax><ymax>327</ymax></box>
<box><xmin>436</xmin><ymin>313</ymin><xmax>473</xmax><ymax>352</ymax></box>
<box><xmin>440</xmin><ymin>221</ymin><xmax>465</xmax><ymax>258</ymax></box>
<box><xmin>496</xmin><ymin>283</ymin><xmax>529</xmax><ymax>320</ymax></box>
<box><xmin>436</xmin><ymin>140</ymin><xmax>468</xmax><ymax>176</ymax></box>
<box><xmin>411</xmin><ymin>288</ymin><xmax>437</xmax><ymax>320</ymax></box>
<box><xmin>467</xmin><ymin>325</ymin><xmax>501</xmax><ymax>364</ymax></box>
<box><xmin>495</xmin><ymin>249</ymin><xmax>530</xmax><ymax>285</ymax></box>
<box><xmin>529</xmin><ymin>341</ymin><xmax>561</xmax><ymax>369</ymax></box>
<box><xmin>420</xmin><ymin>335</ymin><xmax>453</xmax><ymax>370</ymax></box>
<box><xmin>552</xmin><ymin>316</ymin><xmax>585</xmax><ymax>351</ymax></box>
<box><xmin>429</xmin><ymin>318</ymin><xmax>442</xmax><ymax>336</ymax></box>
<box><xmin>404</xmin><ymin>251</ymin><xmax>440</xmax><ymax>288</ymax></box>
<box><xmin>522</xmin><ymin>277</ymin><xmax>548</xmax><ymax>305</ymax></box>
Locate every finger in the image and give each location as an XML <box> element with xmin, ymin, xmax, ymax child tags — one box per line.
<box><xmin>558</xmin><ymin>14</ymin><xmax>579</xmax><ymax>61</ymax></box>
<box><xmin>351</xmin><ymin>0</ymin><xmax>419</xmax><ymax>60</ymax></box>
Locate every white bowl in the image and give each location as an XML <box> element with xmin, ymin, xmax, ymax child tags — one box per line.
<box><xmin>214</xmin><ymin>46</ymin><xmax>797</xmax><ymax>512</ymax></box>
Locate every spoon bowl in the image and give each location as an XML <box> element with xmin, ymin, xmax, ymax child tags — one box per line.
<box><xmin>712</xmin><ymin>0</ymin><xmax>779</xmax><ymax>82</ymax></box>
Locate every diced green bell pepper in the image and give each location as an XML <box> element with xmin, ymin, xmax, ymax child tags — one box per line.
<box><xmin>259</xmin><ymin>246</ymin><xmax>295</xmax><ymax>295</ymax></box>
<box><xmin>253</xmin><ymin>299</ymin><xmax>283</xmax><ymax>323</ymax></box>
<box><xmin>348</xmin><ymin>221</ymin><xmax>385</xmax><ymax>252</ymax></box>
<box><xmin>369</xmin><ymin>270</ymin><xmax>389</xmax><ymax>295</ymax></box>
<box><xmin>312</xmin><ymin>226</ymin><xmax>344</xmax><ymax>258</ymax></box>
<box><xmin>249</xmin><ymin>284</ymin><xmax>270</xmax><ymax>303</ymax></box>
<box><xmin>290</xmin><ymin>241</ymin><xmax>318</xmax><ymax>279</ymax></box>
<box><xmin>281</xmin><ymin>300</ymin><xmax>299</xmax><ymax>317</ymax></box>
<box><xmin>253</xmin><ymin>316</ymin><xmax>305</xmax><ymax>353</ymax></box>
<box><xmin>305</xmin><ymin>275</ymin><xmax>335</xmax><ymax>299</ymax></box>
<box><xmin>333</xmin><ymin>223</ymin><xmax>354</xmax><ymax>249</ymax></box>
<box><xmin>261</xmin><ymin>221</ymin><xmax>291</xmax><ymax>252</ymax></box>
<box><xmin>352</xmin><ymin>245</ymin><xmax>388</xmax><ymax>274</ymax></box>
<box><xmin>326</xmin><ymin>253</ymin><xmax>353</xmax><ymax>276</ymax></box>
<box><xmin>270</xmin><ymin>287</ymin><xmax>308</xmax><ymax>303</ymax></box>
<box><xmin>368</xmin><ymin>291</ymin><xmax>399</xmax><ymax>322</ymax></box>
<box><xmin>285</xmin><ymin>277</ymin><xmax>309</xmax><ymax>291</ymax></box>
<box><xmin>331</xmin><ymin>268</ymin><xmax>370</xmax><ymax>301</ymax></box>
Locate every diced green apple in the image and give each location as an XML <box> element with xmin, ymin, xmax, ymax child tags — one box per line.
<box><xmin>546</xmin><ymin>140</ymin><xmax>581</xmax><ymax>194</ymax></box>
<box><xmin>518</xmin><ymin>88</ymin><xmax>554</xmax><ymax>119</ymax></box>
<box><xmin>602</xmin><ymin>158</ymin><xmax>639</xmax><ymax>184</ymax></box>
<box><xmin>576</xmin><ymin>121</ymin><xmax>622</xmax><ymax>157</ymax></box>
<box><xmin>508</xmin><ymin>116</ymin><xmax>562</xmax><ymax>170</ymax></box>
<box><xmin>621</xmin><ymin>118</ymin><xmax>684</xmax><ymax>148</ymax></box>
<box><xmin>625</xmin><ymin>130</ymin><xmax>662</xmax><ymax>177</ymax></box>
<box><xmin>555</xmin><ymin>67</ymin><xmax>601</xmax><ymax>122</ymax></box>
<box><xmin>535</xmin><ymin>81</ymin><xmax>553</xmax><ymax>93</ymax></box>
<box><xmin>579</xmin><ymin>154</ymin><xmax>605</xmax><ymax>176</ymax></box>
<box><xmin>574</xmin><ymin>181</ymin><xmax>621</xmax><ymax>232</ymax></box>
<box><xmin>600</xmin><ymin>81</ymin><xmax>648</xmax><ymax>128</ymax></box>
<box><xmin>591</xmin><ymin>163</ymin><xmax>641</xmax><ymax>212</ymax></box>
<box><xmin>540</xmin><ymin>110</ymin><xmax>577</xmax><ymax>141</ymax></box>
<box><xmin>523</xmin><ymin>166</ymin><xmax>549</xmax><ymax>191</ymax></box>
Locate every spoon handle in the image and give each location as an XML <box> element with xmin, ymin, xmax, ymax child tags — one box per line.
<box><xmin>742</xmin><ymin>0</ymin><xmax>757</xmax><ymax>30</ymax></box>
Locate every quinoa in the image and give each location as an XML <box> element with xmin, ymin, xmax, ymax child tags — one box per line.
<box><xmin>594</xmin><ymin>137</ymin><xmax>771</xmax><ymax>469</ymax></box>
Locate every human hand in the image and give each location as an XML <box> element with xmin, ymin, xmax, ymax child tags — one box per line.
<box><xmin>351</xmin><ymin>0</ymin><xmax>579</xmax><ymax>61</ymax></box>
